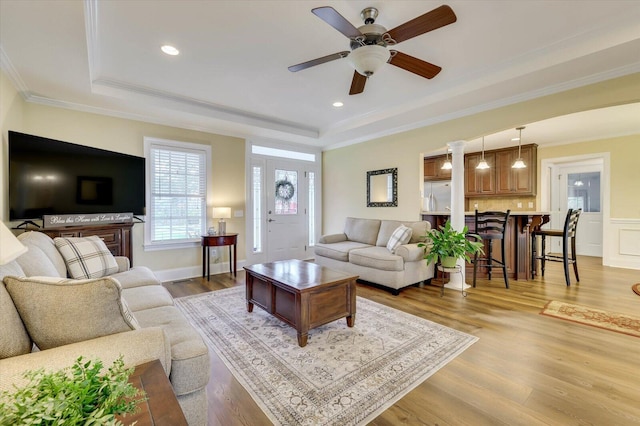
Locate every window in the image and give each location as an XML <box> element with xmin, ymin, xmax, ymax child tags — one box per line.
<box><xmin>144</xmin><ymin>137</ymin><xmax>210</xmax><ymax>249</ymax></box>
<box><xmin>308</xmin><ymin>171</ymin><xmax>316</xmax><ymax>246</ymax></box>
<box><xmin>252</xmin><ymin>165</ymin><xmax>263</xmax><ymax>253</ymax></box>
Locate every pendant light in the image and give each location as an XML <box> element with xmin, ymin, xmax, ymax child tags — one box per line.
<box><xmin>441</xmin><ymin>148</ymin><xmax>452</xmax><ymax>170</ymax></box>
<box><xmin>511</xmin><ymin>126</ymin><xmax>526</xmax><ymax>169</ymax></box>
<box><xmin>476</xmin><ymin>136</ymin><xmax>490</xmax><ymax>170</ymax></box>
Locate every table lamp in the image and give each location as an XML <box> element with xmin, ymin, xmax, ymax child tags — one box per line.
<box><xmin>212</xmin><ymin>207</ymin><xmax>231</xmax><ymax>235</ymax></box>
<box><xmin>0</xmin><ymin>222</ymin><xmax>28</xmax><ymax>265</ymax></box>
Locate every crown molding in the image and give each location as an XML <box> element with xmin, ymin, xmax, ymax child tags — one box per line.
<box><xmin>0</xmin><ymin>46</ymin><xmax>30</xmax><ymax>99</ymax></box>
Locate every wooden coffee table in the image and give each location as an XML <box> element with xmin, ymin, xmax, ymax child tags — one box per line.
<box><xmin>244</xmin><ymin>260</ymin><xmax>358</xmax><ymax>347</ymax></box>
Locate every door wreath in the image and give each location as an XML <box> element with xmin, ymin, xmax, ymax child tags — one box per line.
<box><xmin>275</xmin><ymin>178</ymin><xmax>295</xmax><ymax>201</ymax></box>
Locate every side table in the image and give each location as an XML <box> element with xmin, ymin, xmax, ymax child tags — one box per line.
<box><xmin>117</xmin><ymin>359</ymin><xmax>187</xmax><ymax>426</ymax></box>
<box><xmin>202</xmin><ymin>233</ymin><xmax>238</xmax><ymax>280</ymax></box>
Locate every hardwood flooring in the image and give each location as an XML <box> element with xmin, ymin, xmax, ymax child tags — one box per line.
<box><xmin>163</xmin><ymin>256</ymin><xmax>640</xmax><ymax>425</ymax></box>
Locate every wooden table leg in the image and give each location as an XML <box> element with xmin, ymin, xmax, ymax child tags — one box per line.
<box><xmin>346</xmin><ymin>314</ymin><xmax>355</xmax><ymax>327</ymax></box>
<box><xmin>202</xmin><ymin>245</ymin><xmax>206</xmax><ymax>278</ymax></box>
<box><xmin>297</xmin><ymin>332</ymin><xmax>308</xmax><ymax>347</ymax></box>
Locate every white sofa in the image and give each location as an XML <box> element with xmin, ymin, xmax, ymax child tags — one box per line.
<box><xmin>314</xmin><ymin>217</ymin><xmax>433</xmax><ymax>294</ymax></box>
<box><xmin>0</xmin><ymin>231</ymin><xmax>209</xmax><ymax>425</ymax></box>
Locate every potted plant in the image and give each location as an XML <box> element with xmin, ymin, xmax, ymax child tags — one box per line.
<box><xmin>419</xmin><ymin>220</ymin><xmax>484</xmax><ymax>268</ymax></box>
<box><xmin>0</xmin><ymin>355</ymin><xmax>146</xmax><ymax>425</ymax></box>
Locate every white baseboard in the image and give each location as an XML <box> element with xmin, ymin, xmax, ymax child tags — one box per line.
<box><xmin>154</xmin><ymin>260</ymin><xmax>246</xmax><ymax>283</ymax></box>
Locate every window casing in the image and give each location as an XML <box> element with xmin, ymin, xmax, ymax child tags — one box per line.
<box><xmin>144</xmin><ymin>137</ymin><xmax>211</xmax><ymax>250</ymax></box>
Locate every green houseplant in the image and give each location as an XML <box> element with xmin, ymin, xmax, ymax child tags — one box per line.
<box><xmin>0</xmin><ymin>355</ymin><xmax>146</xmax><ymax>426</ymax></box>
<box><xmin>419</xmin><ymin>220</ymin><xmax>484</xmax><ymax>268</ymax></box>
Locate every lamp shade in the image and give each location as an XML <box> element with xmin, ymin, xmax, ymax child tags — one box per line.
<box><xmin>212</xmin><ymin>207</ymin><xmax>231</xmax><ymax>219</ymax></box>
<box><xmin>476</xmin><ymin>159</ymin><xmax>490</xmax><ymax>170</ymax></box>
<box><xmin>0</xmin><ymin>222</ymin><xmax>28</xmax><ymax>265</ymax></box>
<box><xmin>348</xmin><ymin>45</ymin><xmax>390</xmax><ymax>77</ymax></box>
<box><xmin>511</xmin><ymin>159</ymin><xmax>526</xmax><ymax>169</ymax></box>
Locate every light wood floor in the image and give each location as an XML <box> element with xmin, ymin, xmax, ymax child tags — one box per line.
<box><xmin>164</xmin><ymin>256</ymin><xmax>640</xmax><ymax>425</ymax></box>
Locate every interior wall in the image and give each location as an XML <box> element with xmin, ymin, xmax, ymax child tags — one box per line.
<box><xmin>1</xmin><ymin>71</ymin><xmax>246</xmax><ymax>276</ymax></box>
<box><xmin>322</xmin><ymin>73</ymin><xmax>640</xmax><ymax>235</ymax></box>
<box><xmin>0</xmin><ymin>71</ymin><xmax>25</xmax><ymax>221</ymax></box>
<box><xmin>537</xmin><ymin>134</ymin><xmax>640</xmax><ymax>218</ymax></box>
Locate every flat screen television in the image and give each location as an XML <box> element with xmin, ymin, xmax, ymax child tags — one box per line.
<box><xmin>8</xmin><ymin>131</ymin><xmax>145</xmax><ymax>221</ymax></box>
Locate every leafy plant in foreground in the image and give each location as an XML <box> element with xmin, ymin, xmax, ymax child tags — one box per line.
<box><xmin>0</xmin><ymin>355</ymin><xmax>146</xmax><ymax>426</ymax></box>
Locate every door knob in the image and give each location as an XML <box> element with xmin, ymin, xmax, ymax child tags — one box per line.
<box><xmin>268</xmin><ymin>219</ymin><xmax>275</xmax><ymax>222</ymax></box>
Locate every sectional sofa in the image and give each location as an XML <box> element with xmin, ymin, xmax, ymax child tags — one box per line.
<box><xmin>314</xmin><ymin>217</ymin><xmax>434</xmax><ymax>294</ymax></box>
<box><xmin>0</xmin><ymin>231</ymin><xmax>209</xmax><ymax>425</ymax></box>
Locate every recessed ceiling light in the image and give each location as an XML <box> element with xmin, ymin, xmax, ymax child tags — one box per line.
<box><xmin>332</xmin><ymin>101</ymin><xmax>344</xmax><ymax>107</ymax></box>
<box><xmin>161</xmin><ymin>45</ymin><xmax>180</xmax><ymax>56</ymax></box>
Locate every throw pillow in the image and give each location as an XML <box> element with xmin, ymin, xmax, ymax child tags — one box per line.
<box><xmin>386</xmin><ymin>225</ymin><xmax>413</xmax><ymax>253</ymax></box>
<box><xmin>54</xmin><ymin>236</ymin><xmax>119</xmax><ymax>279</ymax></box>
<box><xmin>4</xmin><ymin>275</ymin><xmax>139</xmax><ymax>350</ymax></box>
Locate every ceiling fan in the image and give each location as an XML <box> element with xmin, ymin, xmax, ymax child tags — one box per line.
<box><xmin>288</xmin><ymin>5</ymin><xmax>457</xmax><ymax>95</ymax></box>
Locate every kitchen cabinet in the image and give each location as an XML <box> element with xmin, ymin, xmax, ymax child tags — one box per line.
<box><xmin>424</xmin><ymin>155</ymin><xmax>452</xmax><ymax>181</ymax></box>
<box><xmin>465</xmin><ymin>152</ymin><xmax>495</xmax><ymax>195</ymax></box>
<box><xmin>495</xmin><ymin>144</ymin><xmax>536</xmax><ymax>195</ymax></box>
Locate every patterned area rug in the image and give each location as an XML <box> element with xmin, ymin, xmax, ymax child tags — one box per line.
<box><xmin>175</xmin><ymin>286</ymin><xmax>478</xmax><ymax>426</ymax></box>
<box><xmin>541</xmin><ymin>300</ymin><xmax>640</xmax><ymax>338</ymax></box>
<box><xmin>633</xmin><ymin>283</ymin><xmax>640</xmax><ymax>296</ymax></box>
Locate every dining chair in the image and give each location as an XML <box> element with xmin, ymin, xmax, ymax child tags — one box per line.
<box><xmin>472</xmin><ymin>210</ymin><xmax>511</xmax><ymax>289</ymax></box>
<box><xmin>531</xmin><ymin>208</ymin><xmax>581</xmax><ymax>286</ymax></box>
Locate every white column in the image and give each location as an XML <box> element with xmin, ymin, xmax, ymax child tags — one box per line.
<box><xmin>445</xmin><ymin>140</ymin><xmax>470</xmax><ymax>290</ymax></box>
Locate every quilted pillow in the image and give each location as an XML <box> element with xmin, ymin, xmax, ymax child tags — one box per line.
<box><xmin>54</xmin><ymin>236</ymin><xmax>119</xmax><ymax>279</ymax></box>
<box><xmin>386</xmin><ymin>225</ymin><xmax>413</xmax><ymax>254</ymax></box>
<box><xmin>4</xmin><ymin>275</ymin><xmax>139</xmax><ymax>350</ymax></box>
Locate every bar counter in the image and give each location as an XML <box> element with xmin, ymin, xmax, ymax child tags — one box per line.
<box><xmin>421</xmin><ymin>211</ymin><xmax>550</xmax><ymax>281</ymax></box>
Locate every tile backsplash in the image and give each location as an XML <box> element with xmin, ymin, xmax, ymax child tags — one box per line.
<box><xmin>466</xmin><ymin>196</ymin><xmax>537</xmax><ymax>211</ymax></box>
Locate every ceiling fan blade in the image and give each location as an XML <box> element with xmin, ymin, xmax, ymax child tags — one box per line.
<box><xmin>388</xmin><ymin>51</ymin><xmax>441</xmax><ymax>79</ymax></box>
<box><xmin>349</xmin><ymin>71</ymin><xmax>367</xmax><ymax>95</ymax></box>
<box><xmin>288</xmin><ymin>51</ymin><xmax>350</xmax><ymax>72</ymax></box>
<box><xmin>386</xmin><ymin>5</ymin><xmax>457</xmax><ymax>44</ymax></box>
<box><xmin>312</xmin><ymin>6</ymin><xmax>362</xmax><ymax>39</ymax></box>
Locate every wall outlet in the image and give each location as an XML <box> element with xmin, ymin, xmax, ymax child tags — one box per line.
<box><xmin>474</xmin><ymin>203</ymin><xmax>478</xmax><ymax>209</ymax></box>
<box><xmin>517</xmin><ymin>202</ymin><xmax>523</xmax><ymax>208</ymax></box>
<box><xmin>528</xmin><ymin>202</ymin><xmax>534</xmax><ymax>209</ymax></box>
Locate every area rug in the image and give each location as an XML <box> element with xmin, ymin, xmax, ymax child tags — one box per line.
<box><xmin>541</xmin><ymin>300</ymin><xmax>640</xmax><ymax>338</ymax></box>
<box><xmin>633</xmin><ymin>283</ymin><xmax>640</xmax><ymax>296</ymax></box>
<box><xmin>175</xmin><ymin>286</ymin><xmax>478</xmax><ymax>426</ymax></box>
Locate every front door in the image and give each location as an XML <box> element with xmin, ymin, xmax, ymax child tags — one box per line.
<box><xmin>552</xmin><ymin>163</ymin><xmax>603</xmax><ymax>257</ymax></box>
<box><xmin>266</xmin><ymin>159</ymin><xmax>308</xmax><ymax>261</ymax></box>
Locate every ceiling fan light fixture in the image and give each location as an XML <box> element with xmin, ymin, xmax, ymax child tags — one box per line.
<box><xmin>348</xmin><ymin>45</ymin><xmax>390</xmax><ymax>77</ymax></box>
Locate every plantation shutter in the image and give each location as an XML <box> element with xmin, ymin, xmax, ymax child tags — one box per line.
<box><xmin>148</xmin><ymin>143</ymin><xmax>207</xmax><ymax>242</ymax></box>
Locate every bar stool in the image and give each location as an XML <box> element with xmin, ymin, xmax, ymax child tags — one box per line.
<box><xmin>531</xmin><ymin>208</ymin><xmax>581</xmax><ymax>286</ymax></box>
<box><xmin>472</xmin><ymin>210</ymin><xmax>510</xmax><ymax>289</ymax></box>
